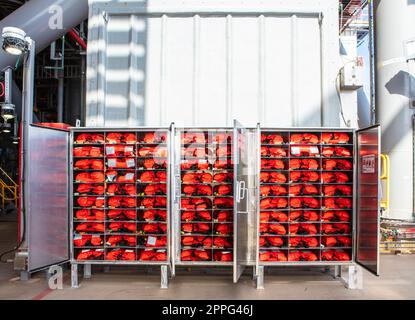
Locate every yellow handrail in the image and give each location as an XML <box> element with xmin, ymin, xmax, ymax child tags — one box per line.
<box><xmin>380</xmin><ymin>154</ymin><xmax>390</xmax><ymax>209</ymax></box>
<box><xmin>0</xmin><ymin>167</ymin><xmax>18</xmax><ymax>209</ymax></box>
<box><xmin>0</xmin><ymin>167</ymin><xmax>17</xmax><ymax>187</ymax></box>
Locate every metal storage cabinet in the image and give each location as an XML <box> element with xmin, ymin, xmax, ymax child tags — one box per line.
<box><xmin>233</xmin><ymin>124</ymin><xmax>381</xmax><ymax>289</ymax></box>
<box><xmin>69</xmin><ymin>127</ymin><xmax>173</xmax><ymax>288</ymax></box>
<box><xmin>171</xmin><ymin>128</ymin><xmax>235</xmax><ymax>277</ymax></box>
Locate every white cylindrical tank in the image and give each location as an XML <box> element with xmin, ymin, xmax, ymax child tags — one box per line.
<box><xmin>375</xmin><ymin>0</ymin><xmax>415</xmax><ymax>220</ymax></box>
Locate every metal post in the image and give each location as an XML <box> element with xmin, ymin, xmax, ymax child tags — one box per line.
<box><xmin>3</xmin><ymin>66</ymin><xmax>12</xmax><ymax>104</ymax></box>
<box><xmin>71</xmin><ymin>264</ymin><xmax>79</xmax><ymax>288</ymax></box>
<box><xmin>83</xmin><ymin>264</ymin><xmax>91</xmax><ymax>279</ymax></box>
<box><xmin>18</xmin><ymin>38</ymin><xmax>35</xmax><ymax>255</ymax></box>
<box><xmin>256</xmin><ymin>266</ymin><xmax>264</xmax><ymax>290</ymax></box>
<box><xmin>334</xmin><ymin>265</ymin><xmax>342</xmax><ymax>279</ymax></box>
<box><xmin>161</xmin><ymin>265</ymin><xmax>168</xmax><ymax>289</ymax></box>
<box><xmin>346</xmin><ymin>265</ymin><xmax>363</xmax><ymax>290</ymax></box>
<box><xmin>57</xmin><ymin>74</ymin><xmax>64</xmax><ymax>123</ymax></box>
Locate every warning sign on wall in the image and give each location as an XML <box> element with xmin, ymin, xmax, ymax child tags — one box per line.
<box><xmin>362</xmin><ymin>154</ymin><xmax>376</xmax><ymax>174</ymax></box>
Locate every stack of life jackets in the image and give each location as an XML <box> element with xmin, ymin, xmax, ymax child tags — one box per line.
<box><xmin>290</xmin><ymin>171</ymin><xmax>320</xmax><ymax>183</ymax></box>
<box><xmin>142</xmin><ymin>210</ymin><xmax>167</xmax><ymax>221</ymax></box>
<box><xmin>139</xmin><ymin>249</ymin><xmax>167</xmax><ymax>261</ymax></box>
<box><xmin>74</xmin><ymin>235</ymin><xmax>103</xmax><ymax>247</ymax></box>
<box><xmin>138</xmin><ymin>146</ymin><xmax>168</xmax><ymax>158</ymax></box>
<box><xmin>289</xmin><ymin>158</ymin><xmax>319</xmax><ymax>170</ymax></box>
<box><xmin>290</xmin><ymin>146</ymin><xmax>320</xmax><ymax>157</ymax></box>
<box><xmin>142</xmin><ymin>158</ymin><xmax>167</xmax><ymax>169</ymax></box>
<box><xmin>215</xmin><ymin>224</ymin><xmax>233</xmax><ymax>235</ymax></box>
<box><xmin>180</xmin><ymin>249</ymin><xmax>211</xmax><ymax>261</ymax></box>
<box><xmin>214</xmin><ymin>211</ymin><xmax>232</xmax><ymax>222</ymax></box>
<box><xmin>108</xmin><ymin>196</ymin><xmax>136</xmax><ymax>208</ymax></box>
<box><xmin>183</xmin><ymin>185</ymin><xmax>212</xmax><ymax>196</ymax></box>
<box><xmin>289</xmin><ymin>184</ymin><xmax>319</xmax><ymax>196</ymax></box>
<box><xmin>75</xmin><ymin>133</ymin><xmax>104</xmax><ymax>144</ymax></box>
<box><xmin>288</xmin><ymin>211</ymin><xmax>320</xmax><ymax>222</ymax></box>
<box><xmin>181</xmin><ymin>132</ymin><xmax>206</xmax><ymax>144</ymax></box>
<box><xmin>322</xmin><ymin>147</ymin><xmax>352</xmax><ymax>157</ymax></box>
<box><xmin>323</xmin><ymin>185</ymin><xmax>352</xmax><ymax>196</ymax></box>
<box><xmin>181</xmin><ymin>210</ymin><xmax>212</xmax><ymax>222</ymax></box>
<box><xmin>108</xmin><ymin>210</ymin><xmax>137</xmax><ymax>220</ymax></box>
<box><xmin>321</xmin><ymin>132</ymin><xmax>350</xmax><ymax>144</ymax></box>
<box><xmin>213</xmin><ymin>251</ymin><xmax>233</xmax><ymax>262</ymax></box>
<box><xmin>260</xmin><ymin>198</ymin><xmax>288</xmax><ymax>210</ymax></box>
<box><xmin>142</xmin><ymin>132</ymin><xmax>167</xmax><ymax>144</ymax></box>
<box><xmin>259</xmin><ymin>236</ymin><xmax>284</xmax><ymax>247</ymax></box>
<box><xmin>182</xmin><ymin>172</ymin><xmax>213</xmax><ymax>184</ymax></box>
<box><xmin>261</xmin><ymin>159</ymin><xmax>285</xmax><ymax>170</ymax></box>
<box><xmin>213</xmin><ymin>133</ymin><xmax>232</xmax><ymax>143</ymax></box>
<box><xmin>260</xmin><ymin>172</ymin><xmax>287</xmax><ymax>183</ymax></box>
<box><xmin>289</xmin><ymin>223</ymin><xmax>318</xmax><ymax>235</ymax></box>
<box><xmin>259</xmin><ymin>251</ymin><xmax>287</xmax><ymax>261</ymax></box>
<box><xmin>260</xmin><ymin>211</ymin><xmax>288</xmax><ymax>223</ymax></box>
<box><xmin>322</xmin><ymin>236</ymin><xmax>352</xmax><ymax>248</ymax></box>
<box><xmin>143</xmin><ymin>236</ymin><xmax>167</xmax><ymax>248</ymax></box>
<box><xmin>106</xmin><ymin>132</ymin><xmax>137</xmax><ymax>144</ymax></box>
<box><xmin>139</xmin><ymin>171</ymin><xmax>167</xmax><ymax>183</ymax></box>
<box><xmin>77</xmin><ymin>197</ymin><xmax>105</xmax><ymax>208</ymax></box>
<box><xmin>77</xmin><ymin>184</ymin><xmax>104</xmax><ymax>195</ymax></box>
<box><xmin>322</xmin><ymin>210</ymin><xmax>351</xmax><ymax>222</ymax></box>
<box><xmin>214</xmin><ymin>198</ymin><xmax>233</xmax><ymax>209</ymax></box>
<box><xmin>108</xmin><ymin>222</ymin><xmax>137</xmax><ymax>233</ymax></box>
<box><xmin>106</xmin><ymin>235</ymin><xmax>137</xmax><ymax>247</ymax></box>
<box><xmin>289</xmin><ymin>237</ymin><xmax>319</xmax><ymax>248</ymax></box>
<box><xmin>141</xmin><ymin>223</ymin><xmax>167</xmax><ymax>234</ymax></box>
<box><xmin>321</xmin><ymin>224</ymin><xmax>350</xmax><ymax>235</ymax></box>
<box><xmin>290</xmin><ymin>133</ymin><xmax>319</xmax><ymax>144</ymax></box>
<box><xmin>323</xmin><ymin>159</ymin><xmax>352</xmax><ymax>170</ymax></box>
<box><xmin>182</xmin><ymin>223</ymin><xmax>211</xmax><ymax>234</ymax></box>
<box><xmin>75</xmin><ymin>209</ymin><xmax>105</xmax><ymax>221</ymax></box>
<box><xmin>143</xmin><ymin>184</ymin><xmax>167</xmax><ymax>195</ymax></box>
<box><xmin>288</xmin><ymin>251</ymin><xmax>318</xmax><ymax>261</ymax></box>
<box><xmin>321</xmin><ymin>250</ymin><xmax>350</xmax><ymax>261</ymax></box>
<box><xmin>261</xmin><ymin>133</ymin><xmax>285</xmax><ymax>145</ymax></box>
<box><xmin>140</xmin><ymin>197</ymin><xmax>167</xmax><ymax>208</ymax></box>
<box><xmin>107</xmin><ymin>158</ymin><xmax>136</xmax><ymax>169</ymax></box>
<box><xmin>105</xmin><ymin>145</ymin><xmax>135</xmax><ymax>157</ymax></box>
<box><xmin>181</xmin><ymin>159</ymin><xmax>209</xmax><ymax>170</ymax></box>
<box><xmin>77</xmin><ymin>249</ymin><xmax>104</xmax><ymax>261</ymax></box>
<box><xmin>107</xmin><ymin>184</ymin><xmax>136</xmax><ymax>196</ymax></box>
<box><xmin>290</xmin><ymin>197</ymin><xmax>320</xmax><ymax>209</ymax></box>
<box><xmin>181</xmin><ymin>198</ymin><xmax>212</xmax><ymax>210</ymax></box>
<box><xmin>106</xmin><ymin>249</ymin><xmax>136</xmax><ymax>261</ymax></box>
<box><xmin>73</xmin><ymin>146</ymin><xmax>103</xmax><ymax>157</ymax></box>
<box><xmin>75</xmin><ymin>222</ymin><xmax>105</xmax><ymax>233</ymax></box>
<box><xmin>260</xmin><ymin>185</ymin><xmax>287</xmax><ymax>196</ymax></box>
<box><xmin>106</xmin><ymin>171</ymin><xmax>135</xmax><ymax>183</ymax></box>
<box><xmin>324</xmin><ymin>197</ymin><xmax>352</xmax><ymax>209</ymax></box>
<box><xmin>75</xmin><ymin>172</ymin><xmax>105</xmax><ymax>183</ymax></box>
<box><xmin>74</xmin><ymin>159</ymin><xmax>104</xmax><ymax>170</ymax></box>
<box><xmin>260</xmin><ymin>223</ymin><xmax>287</xmax><ymax>235</ymax></box>
<box><xmin>321</xmin><ymin>172</ymin><xmax>349</xmax><ymax>183</ymax></box>
<box><xmin>261</xmin><ymin>146</ymin><xmax>287</xmax><ymax>157</ymax></box>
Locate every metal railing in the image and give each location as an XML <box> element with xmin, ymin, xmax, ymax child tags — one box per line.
<box><xmin>0</xmin><ymin>167</ymin><xmax>18</xmax><ymax>209</ymax></box>
<box><xmin>380</xmin><ymin>154</ymin><xmax>390</xmax><ymax>210</ymax></box>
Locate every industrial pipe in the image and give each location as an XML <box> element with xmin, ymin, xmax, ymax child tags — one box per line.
<box><xmin>68</xmin><ymin>29</ymin><xmax>87</xmax><ymax>51</ymax></box>
<box><xmin>0</xmin><ymin>0</ymin><xmax>88</xmax><ymax>71</ymax></box>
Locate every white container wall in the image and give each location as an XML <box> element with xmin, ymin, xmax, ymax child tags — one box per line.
<box><xmin>87</xmin><ymin>0</ymin><xmax>346</xmax><ymax>128</ymax></box>
<box><xmin>375</xmin><ymin>0</ymin><xmax>415</xmax><ymax>220</ymax></box>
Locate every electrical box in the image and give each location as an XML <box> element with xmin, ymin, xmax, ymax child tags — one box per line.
<box><xmin>340</xmin><ymin>57</ymin><xmax>364</xmax><ymax>90</ymax></box>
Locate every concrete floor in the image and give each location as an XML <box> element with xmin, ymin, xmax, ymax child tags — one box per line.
<box><xmin>1</xmin><ymin>219</ymin><xmax>415</xmax><ymax>300</ymax></box>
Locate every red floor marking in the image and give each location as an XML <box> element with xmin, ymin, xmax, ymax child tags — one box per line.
<box><xmin>31</xmin><ymin>274</ymin><xmax>71</xmax><ymax>300</ymax></box>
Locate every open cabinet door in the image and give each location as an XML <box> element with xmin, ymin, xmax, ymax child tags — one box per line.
<box><xmin>355</xmin><ymin>125</ymin><xmax>381</xmax><ymax>276</ymax></box>
<box><xmin>233</xmin><ymin>120</ymin><xmax>251</xmax><ymax>283</ymax></box>
<box><xmin>27</xmin><ymin>125</ymin><xmax>70</xmax><ymax>272</ymax></box>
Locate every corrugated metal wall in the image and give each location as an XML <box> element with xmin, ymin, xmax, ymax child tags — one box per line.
<box><xmin>87</xmin><ymin>0</ymin><xmax>343</xmax><ymax>128</ymax></box>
